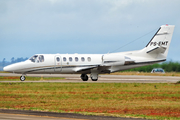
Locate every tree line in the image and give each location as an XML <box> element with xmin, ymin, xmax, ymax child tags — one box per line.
<box><xmin>123</xmin><ymin>61</ymin><xmax>180</xmax><ymax>72</ymax></box>
<box><xmin>0</xmin><ymin>57</ymin><xmax>28</xmax><ymax>70</ymax></box>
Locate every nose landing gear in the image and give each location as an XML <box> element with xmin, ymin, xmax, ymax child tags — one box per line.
<box><xmin>20</xmin><ymin>75</ymin><xmax>26</xmax><ymax>81</ymax></box>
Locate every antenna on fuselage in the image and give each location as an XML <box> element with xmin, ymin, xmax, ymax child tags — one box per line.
<box><xmin>109</xmin><ymin>27</ymin><xmax>158</xmax><ymax>53</ymax></box>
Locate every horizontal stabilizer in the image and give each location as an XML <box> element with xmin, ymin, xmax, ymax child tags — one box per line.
<box><xmin>146</xmin><ymin>46</ymin><xmax>167</xmax><ymax>54</ymax></box>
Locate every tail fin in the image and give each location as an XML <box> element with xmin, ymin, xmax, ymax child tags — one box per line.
<box><xmin>145</xmin><ymin>25</ymin><xmax>175</xmax><ymax>58</ymax></box>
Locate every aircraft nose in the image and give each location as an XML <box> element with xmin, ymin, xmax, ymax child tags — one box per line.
<box><xmin>3</xmin><ymin>61</ymin><xmax>28</xmax><ymax>73</ymax></box>
<box><xmin>3</xmin><ymin>64</ymin><xmax>17</xmax><ymax>72</ymax></box>
<box><xmin>3</xmin><ymin>66</ymin><xmax>12</xmax><ymax>72</ymax></box>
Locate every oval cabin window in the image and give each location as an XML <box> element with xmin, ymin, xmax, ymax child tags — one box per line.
<box><xmin>56</xmin><ymin>57</ymin><xmax>60</xmax><ymax>62</ymax></box>
<box><xmin>81</xmin><ymin>57</ymin><xmax>85</xmax><ymax>62</ymax></box>
<box><xmin>75</xmin><ymin>57</ymin><xmax>78</xmax><ymax>62</ymax></box>
<box><xmin>87</xmin><ymin>57</ymin><xmax>91</xmax><ymax>62</ymax></box>
<box><xmin>69</xmin><ymin>57</ymin><xmax>72</xmax><ymax>62</ymax></box>
<box><xmin>63</xmin><ymin>57</ymin><xmax>66</xmax><ymax>62</ymax></box>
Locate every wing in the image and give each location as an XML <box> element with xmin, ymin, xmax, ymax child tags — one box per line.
<box><xmin>74</xmin><ymin>65</ymin><xmax>111</xmax><ymax>74</ymax></box>
<box><xmin>74</xmin><ymin>65</ymin><xmax>98</xmax><ymax>72</ymax></box>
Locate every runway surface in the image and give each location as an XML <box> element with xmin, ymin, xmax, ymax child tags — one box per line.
<box><xmin>0</xmin><ymin>113</ymin><xmax>78</xmax><ymax>120</ymax></box>
<box><xmin>0</xmin><ymin>73</ymin><xmax>180</xmax><ymax>83</ymax></box>
<box><xmin>0</xmin><ymin>109</ymin><xmax>145</xmax><ymax>120</ymax></box>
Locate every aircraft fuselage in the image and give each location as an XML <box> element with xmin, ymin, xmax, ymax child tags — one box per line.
<box><xmin>3</xmin><ymin>25</ymin><xmax>175</xmax><ymax>81</ymax></box>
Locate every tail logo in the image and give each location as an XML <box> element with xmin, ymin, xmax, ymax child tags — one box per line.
<box><xmin>150</xmin><ymin>41</ymin><xmax>168</xmax><ymax>46</ymax></box>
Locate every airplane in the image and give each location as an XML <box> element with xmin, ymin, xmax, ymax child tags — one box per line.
<box><xmin>3</xmin><ymin>25</ymin><xmax>175</xmax><ymax>81</ymax></box>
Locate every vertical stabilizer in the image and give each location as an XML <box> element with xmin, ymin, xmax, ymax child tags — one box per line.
<box><xmin>145</xmin><ymin>25</ymin><xmax>175</xmax><ymax>58</ymax></box>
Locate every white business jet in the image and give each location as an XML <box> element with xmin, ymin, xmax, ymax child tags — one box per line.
<box><xmin>3</xmin><ymin>25</ymin><xmax>175</xmax><ymax>81</ymax></box>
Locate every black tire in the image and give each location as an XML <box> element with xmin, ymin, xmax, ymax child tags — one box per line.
<box><xmin>91</xmin><ymin>77</ymin><xmax>98</xmax><ymax>81</ymax></box>
<box><xmin>81</xmin><ymin>74</ymin><xmax>88</xmax><ymax>81</ymax></box>
<box><xmin>92</xmin><ymin>79</ymin><xmax>98</xmax><ymax>81</ymax></box>
<box><xmin>20</xmin><ymin>76</ymin><xmax>26</xmax><ymax>81</ymax></box>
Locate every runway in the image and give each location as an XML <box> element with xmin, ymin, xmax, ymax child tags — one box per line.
<box><xmin>0</xmin><ymin>109</ymin><xmax>144</xmax><ymax>120</ymax></box>
<box><xmin>0</xmin><ymin>113</ymin><xmax>78</xmax><ymax>120</ymax></box>
<box><xmin>0</xmin><ymin>73</ymin><xmax>180</xmax><ymax>83</ymax></box>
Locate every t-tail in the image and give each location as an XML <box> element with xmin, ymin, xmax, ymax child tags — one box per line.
<box><xmin>143</xmin><ymin>25</ymin><xmax>175</xmax><ymax>60</ymax></box>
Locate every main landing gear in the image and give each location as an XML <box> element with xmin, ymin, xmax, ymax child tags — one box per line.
<box><xmin>81</xmin><ymin>74</ymin><xmax>88</xmax><ymax>81</ymax></box>
<box><xmin>90</xmin><ymin>73</ymin><xmax>98</xmax><ymax>81</ymax></box>
<box><xmin>80</xmin><ymin>74</ymin><xmax>98</xmax><ymax>81</ymax></box>
<box><xmin>20</xmin><ymin>75</ymin><xmax>26</xmax><ymax>81</ymax></box>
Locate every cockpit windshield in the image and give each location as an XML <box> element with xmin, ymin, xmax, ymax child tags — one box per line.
<box><xmin>29</xmin><ymin>55</ymin><xmax>44</xmax><ymax>63</ymax></box>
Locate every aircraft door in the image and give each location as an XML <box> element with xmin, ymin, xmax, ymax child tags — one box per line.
<box><xmin>102</xmin><ymin>55</ymin><xmax>104</xmax><ymax>65</ymax></box>
<box><xmin>54</xmin><ymin>56</ymin><xmax>62</xmax><ymax>72</ymax></box>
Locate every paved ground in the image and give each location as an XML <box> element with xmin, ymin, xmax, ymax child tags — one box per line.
<box><xmin>0</xmin><ymin>109</ymin><xmax>146</xmax><ymax>120</ymax></box>
<box><xmin>0</xmin><ymin>73</ymin><xmax>180</xmax><ymax>83</ymax></box>
<box><xmin>0</xmin><ymin>113</ymin><xmax>79</xmax><ymax>120</ymax></box>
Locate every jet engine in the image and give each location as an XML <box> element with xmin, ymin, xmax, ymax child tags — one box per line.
<box><xmin>102</xmin><ymin>54</ymin><xmax>125</xmax><ymax>66</ymax></box>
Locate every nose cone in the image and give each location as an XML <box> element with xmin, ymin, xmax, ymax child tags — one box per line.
<box><xmin>3</xmin><ymin>65</ymin><xmax>14</xmax><ymax>72</ymax></box>
<box><xmin>3</xmin><ymin>66</ymin><xmax>9</xmax><ymax>72</ymax></box>
<box><xmin>3</xmin><ymin>60</ymin><xmax>31</xmax><ymax>73</ymax></box>
<box><xmin>3</xmin><ymin>62</ymin><xmax>27</xmax><ymax>73</ymax></box>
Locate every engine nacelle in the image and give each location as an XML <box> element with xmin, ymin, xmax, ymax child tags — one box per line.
<box><xmin>102</xmin><ymin>54</ymin><xmax>125</xmax><ymax>66</ymax></box>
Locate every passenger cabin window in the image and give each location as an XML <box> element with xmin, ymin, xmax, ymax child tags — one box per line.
<box><xmin>56</xmin><ymin>57</ymin><xmax>60</xmax><ymax>62</ymax></box>
<box><xmin>75</xmin><ymin>57</ymin><xmax>78</xmax><ymax>62</ymax></box>
<box><xmin>87</xmin><ymin>57</ymin><xmax>91</xmax><ymax>62</ymax></box>
<box><xmin>63</xmin><ymin>57</ymin><xmax>66</xmax><ymax>62</ymax></box>
<box><xmin>29</xmin><ymin>55</ymin><xmax>44</xmax><ymax>63</ymax></box>
<box><xmin>69</xmin><ymin>57</ymin><xmax>72</xmax><ymax>62</ymax></box>
<box><xmin>81</xmin><ymin>57</ymin><xmax>85</xmax><ymax>62</ymax></box>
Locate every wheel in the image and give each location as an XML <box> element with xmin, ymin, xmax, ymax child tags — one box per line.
<box><xmin>91</xmin><ymin>78</ymin><xmax>98</xmax><ymax>81</ymax></box>
<box><xmin>20</xmin><ymin>76</ymin><xmax>26</xmax><ymax>81</ymax></box>
<box><xmin>90</xmin><ymin>74</ymin><xmax>98</xmax><ymax>81</ymax></box>
<box><xmin>81</xmin><ymin>74</ymin><xmax>88</xmax><ymax>81</ymax></box>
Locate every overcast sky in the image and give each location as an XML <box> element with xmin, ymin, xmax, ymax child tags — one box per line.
<box><xmin>0</xmin><ymin>0</ymin><xmax>180</xmax><ymax>61</ymax></box>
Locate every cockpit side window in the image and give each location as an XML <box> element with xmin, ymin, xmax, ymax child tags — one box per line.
<box><xmin>39</xmin><ymin>55</ymin><xmax>44</xmax><ymax>62</ymax></box>
<box><xmin>29</xmin><ymin>55</ymin><xmax>44</xmax><ymax>63</ymax></box>
<box><xmin>29</xmin><ymin>55</ymin><xmax>38</xmax><ymax>62</ymax></box>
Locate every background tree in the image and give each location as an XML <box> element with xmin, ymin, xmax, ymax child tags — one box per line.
<box><xmin>11</xmin><ymin>57</ymin><xmax>15</xmax><ymax>63</ymax></box>
<box><xmin>2</xmin><ymin>58</ymin><xmax>6</xmax><ymax>67</ymax></box>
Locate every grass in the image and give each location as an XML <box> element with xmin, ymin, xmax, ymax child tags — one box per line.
<box><xmin>0</xmin><ymin>76</ymin><xmax>64</xmax><ymax>81</ymax></box>
<box><xmin>0</xmin><ymin>82</ymin><xmax>180</xmax><ymax>119</ymax></box>
<box><xmin>0</xmin><ymin>71</ymin><xmax>9</xmax><ymax>73</ymax></box>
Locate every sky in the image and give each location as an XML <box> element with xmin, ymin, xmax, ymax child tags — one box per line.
<box><xmin>0</xmin><ymin>0</ymin><xmax>180</xmax><ymax>62</ymax></box>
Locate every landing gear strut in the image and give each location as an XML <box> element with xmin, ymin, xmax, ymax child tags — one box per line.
<box><xmin>90</xmin><ymin>69</ymin><xmax>98</xmax><ymax>81</ymax></box>
<box><xmin>90</xmin><ymin>73</ymin><xmax>98</xmax><ymax>81</ymax></box>
<box><xmin>20</xmin><ymin>75</ymin><xmax>26</xmax><ymax>81</ymax></box>
<box><xmin>81</xmin><ymin>74</ymin><xmax>88</xmax><ymax>81</ymax></box>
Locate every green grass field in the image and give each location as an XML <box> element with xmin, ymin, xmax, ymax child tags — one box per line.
<box><xmin>0</xmin><ymin>82</ymin><xmax>180</xmax><ymax>119</ymax></box>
